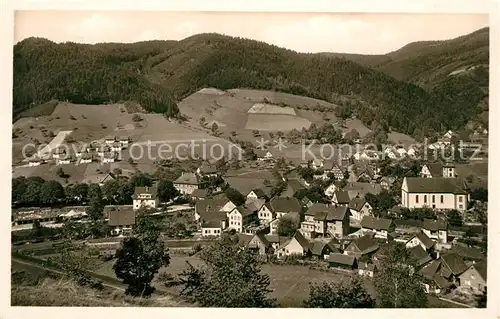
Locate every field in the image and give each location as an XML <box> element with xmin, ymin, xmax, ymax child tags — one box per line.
<box><xmin>245</xmin><ymin>114</ymin><xmax>312</xmax><ymax>131</ymax></box>
<box><xmin>388</xmin><ymin>131</ymin><xmax>417</xmax><ymax>147</ymax></box>
<box><xmin>225</xmin><ymin>169</ymin><xmax>279</xmax><ymax>196</ymax></box>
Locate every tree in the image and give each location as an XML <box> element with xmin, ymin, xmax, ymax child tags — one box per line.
<box><xmin>112</xmin><ymin>168</ymin><xmax>122</xmax><ymax>176</ymax></box>
<box><xmin>263</xmin><ymin>179</ymin><xmax>272</xmax><ymax>187</ymax></box>
<box><xmin>179</xmin><ymin>234</ymin><xmax>276</xmax><ymax>307</ymax></box>
<box><xmin>199</xmin><ymin>116</ymin><xmax>206</xmax><ymax>127</ymax></box>
<box><xmin>374</xmin><ymin>243</ymin><xmax>427</xmax><ymax>308</ymax></box>
<box><xmin>56</xmin><ymin>167</ymin><xmax>66</xmax><ymax>178</ymax></box>
<box><xmin>102</xmin><ymin>180</ymin><xmax>121</xmax><ymax>204</ymax></box>
<box><xmin>39</xmin><ymin>180</ymin><xmax>65</xmax><ymax>205</ymax></box>
<box><xmin>86</xmin><ymin>184</ymin><xmax>104</xmax><ymax>221</ymax></box>
<box><xmin>211</xmin><ymin>122</ymin><xmax>219</xmax><ymax>134</ymax></box>
<box><xmin>157</xmin><ymin>179</ymin><xmax>179</xmax><ymax>202</ymax></box>
<box><xmin>252</xmin><ymin>130</ymin><xmax>260</xmax><ymax>137</ymax></box>
<box><xmin>447</xmin><ymin>210</ymin><xmax>463</xmax><ymax>227</ymax></box>
<box><xmin>304</xmin><ymin>277</ymin><xmax>375</xmax><ymax>308</ymax></box>
<box><xmin>130</xmin><ymin>172</ymin><xmax>153</xmax><ymax>187</ymax></box>
<box><xmin>225</xmin><ymin>187</ymin><xmax>246</xmax><ymax>206</ymax></box>
<box><xmin>68</xmin><ymin>183</ymin><xmax>89</xmax><ymax>202</ymax></box>
<box><xmin>113</xmin><ymin>214</ymin><xmax>170</xmax><ymax>297</ymax></box>
<box><xmin>21</xmin><ymin>178</ymin><xmax>44</xmax><ymax>206</ymax></box>
<box><xmin>277</xmin><ymin>218</ymin><xmax>298</xmax><ymax>237</ymax></box>
<box><xmin>132</xmin><ymin>114</ymin><xmax>143</xmax><ymax>122</ymax></box>
<box><xmin>476</xmin><ymin>287</ymin><xmax>487</xmax><ymax>308</ymax></box>
<box><xmin>270</xmin><ymin>180</ymin><xmax>287</xmax><ymax>198</ymax></box>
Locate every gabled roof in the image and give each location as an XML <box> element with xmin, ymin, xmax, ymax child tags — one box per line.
<box><xmin>237</xmin><ymin>233</ymin><xmax>254</xmax><ymax>246</ymax></box>
<box><xmin>424</xmin><ymin>163</ymin><xmax>443</xmax><ymax>177</ymax></box>
<box><xmin>234</xmin><ymin>205</ymin><xmax>255</xmax><ymax>217</ymax></box>
<box><xmin>174</xmin><ymin>172</ymin><xmax>201</xmax><ymax>185</ymax></box>
<box><xmin>264</xmin><ymin>235</ymin><xmax>289</xmax><ymax>244</ymax></box>
<box><xmin>310</xmin><ymin>239</ymin><xmax>340</xmax><ymax>256</ymax></box>
<box><xmin>471</xmin><ymin>261</ymin><xmax>487</xmax><ymax>281</ymax></box>
<box><xmin>195</xmin><ymin>198</ymin><xmax>229</xmax><ymax>214</ymax></box>
<box><xmin>451</xmin><ymin>244</ymin><xmax>485</xmax><ymax>261</ymax></box>
<box><xmin>108</xmin><ymin>208</ymin><xmax>135</xmax><ymax>226</ymax></box>
<box><xmin>245</xmin><ymin>198</ymin><xmax>266</xmax><ymax>212</ymax></box>
<box><xmin>333</xmin><ymin>191</ymin><xmax>350</xmax><ymax>204</ymax></box>
<box><xmin>404</xmin><ymin>177</ymin><xmax>468</xmax><ymax>195</ymax></box>
<box><xmin>349</xmin><ymin>196</ymin><xmax>367</xmax><ymax>211</ymax></box>
<box><xmin>191</xmin><ymin>188</ymin><xmax>209</xmax><ymax>198</ymax></box>
<box><xmin>248</xmin><ymin>188</ymin><xmax>266</xmax><ymax>198</ymax></box>
<box><xmin>410</xmin><ymin>232</ymin><xmax>435</xmax><ymax>250</ymax></box>
<box><xmin>270</xmin><ymin>197</ymin><xmax>301</xmax><ymax>213</ymax></box>
<box><xmin>349</xmin><ymin>234</ymin><xmax>379</xmax><ymax>254</ymax></box>
<box><xmin>328</xmin><ymin>253</ymin><xmax>357</xmax><ymax>266</ymax></box>
<box><xmin>407</xmin><ymin>245</ymin><xmax>432</xmax><ymax>267</ymax></box>
<box><xmin>133</xmin><ymin>185</ymin><xmax>157</xmax><ymax>198</ymax></box>
<box><xmin>326</xmin><ymin>206</ymin><xmax>349</xmax><ymax>221</ymax></box>
<box><xmin>198</xmin><ymin>162</ymin><xmax>218</xmax><ymax>174</ymax></box>
<box><xmin>306</xmin><ymin>203</ymin><xmax>331</xmax><ymax>216</ymax></box>
<box><xmin>361</xmin><ymin>216</ymin><xmax>394</xmax><ymax>231</ymax></box>
<box><xmin>440</xmin><ymin>253</ymin><xmax>469</xmax><ymax>276</ymax></box>
<box><xmin>255</xmin><ymin>149</ymin><xmax>273</xmax><ymax>157</ymax></box>
<box><xmin>433</xmin><ymin>274</ymin><xmax>454</xmax><ymax>289</ymax></box>
<box><xmin>201</xmin><ymin>220</ymin><xmax>223</xmax><ymax>228</ymax></box>
<box><xmin>293</xmin><ymin>231</ymin><xmax>312</xmax><ymax>250</ymax></box>
<box><xmin>422</xmin><ymin>218</ymin><xmax>447</xmax><ymax>231</ymax></box>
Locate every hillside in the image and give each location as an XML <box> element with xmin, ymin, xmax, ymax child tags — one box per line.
<box><xmin>14</xmin><ymin>30</ymin><xmax>489</xmax><ymax>136</ymax></box>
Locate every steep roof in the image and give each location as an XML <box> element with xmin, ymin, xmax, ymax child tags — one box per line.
<box><xmin>248</xmin><ymin>188</ymin><xmax>266</xmax><ymax>198</ymax></box>
<box><xmin>195</xmin><ymin>198</ymin><xmax>229</xmax><ymax>214</ymax></box>
<box><xmin>422</xmin><ymin>218</ymin><xmax>447</xmax><ymax>231</ymax></box>
<box><xmin>326</xmin><ymin>206</ymin><xmax>349</xmax><ymax>221</ymax></box>
<box><xmin>360</xmin><ymin>216</ymin><xmax>394</xmax><ymax>231</ymax></box>
<box><xmin>412</xmin><ymin>232</ymin><xmax>435</xmax><ymax>250</ymax></box>
<box><xmin>328</xmin><ymin>253</ymin><xmax>357</xmax><ymax>266</ymax></box>
<box><xmin>108</xmin><ymin>208</ymin><xmax>135</xmax><ymax>226</ymax></box>
<box><xmin>269</xmin><ymin>197</ymin><xmax>301</xmax><ymax>213</ymax></box>
<box><xmin>425</xmin><ymin>163</ymin><xmax>443</xmax><ymax>177</ymax></box>
<box><xmin>201</xmin><ymin>220</ymin><xmax>223</xmax><ymax>228</ymax></box>
<box><xmin>440</xmin><ymin>253</ymin><xmax>469</xmax><ymax>276</ymax></box>
<box><xmin>245</xmin><ymin>198</ymin><xmax>266</xmax><ymax>212</ymax></box>
<box><xmin>306</xmin><ymin>203</ymin><xmax>331</xmax><ymax>216</ymax></box>
<box><xmin>191</xmin><ymin>188</ymin><xmax>209</xmax><ymax>198</ymax></box>
<box><xmin>407</xmin><ymin>245</ymin><xmax>432</xmax><ymax>266</ymax></box>
<box><xmin>174</xmin><ymin>173</ymin><xmax>201</xmax><ymax>185</ymax></box>
<box><xmin>310</xmin><ymin>239</ymin><xmax>340</xmax><ymax>256</ymax></box>
<box><xmin>419</xmin><ymin>260</ymin><xmax>442</xmax><ymax>280</ymax></box>
<box><xmin>350</xmin><ymin>234</ymin><xmax>379</xmax><ymax>254</ymax></box>
<box><xmin>133</xmin><ymin>185</ymin><xmax>157</xmax><ymax>198</ymax></box>
<box><xmin>234</xmin><ymin>205</ymin><xmax>255</xmax><ymax>217</ymax></box>
<box><xmin>472</xmin><ymin>261</ymin><xmax>487</xmax><ymax>281</ymax></box>
<box><xmin>237</xmin><ymin>233</ymin><xmax>253</xmax><ymax>246</ymax></box>
<box><xmin>333</xmin><ymin>191</ymin><xmax>350</xmax><ymax>204</ymax></box>
<box><xmin>349</xmin><ymin>196</ymin><xmax>367</xmax><ymax>211</ymax></box>
<box><xmin>293</xmin><ymin>231</ymin><xmax>312</xmax><ymax>250</ymax></box>
<box><xmin>404</xmin><ymin>177</ymin><xmax>468</xmax><ymax>194</ymax></box>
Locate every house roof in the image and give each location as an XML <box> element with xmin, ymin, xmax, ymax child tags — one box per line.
<box><xmin>245</xmin><ymin>198</ymin><xmax>266</xmax><ymax>212</ymax></box>
<box><xmin>358</xmin><ymin>262</ymin><xmax>376</xmax><ymax>271</ymax></box>
<box><xmin>201</xmin><ymin>220</ymin><xmax>223</xmax><ymax>228</ymax></box>
<box><xmin>407</xmin><ymin>245</ymin><xmax>432</xmax><ymax>266</ymax></box>
<box><xmin>404</xmin><ymin>177</ymin><xmax>468</xmax><ymax>195</ymax></box>
<box><xmin>326</xmin><ymin>206</ymin><xmax>349</xmax><ymax>221</ymax></box>
<box><xmin>350</xmin><ymin>234</ymin><xmax>379</xmax><ymax>254</ymax></box>
<box><xmin>440</xmin><ymin>253</ymin><xmax>469</xmax><ymax>276</ymax></box>
<box><xmin>422</xmin><ymin>218</ymin><xmax>447</xmax><ymax>231</ymax></box>
<box><xmin>255</xmin><ymin>149</ymin><xmax>273</xmax><ymax>157</ymax></box>
<box><xmin>333</xmin><ymin>191</ymin><xmax>350</xmax><ymax>204</ymax></box>
<box><xmin>195</xmin><ymin>198</ymin><xmax>229</xmax><ymax>215</ymax></box>
<box><xmin>234</xmin><ymin>205</ymin><xmax>255</xmax><ymax>217</ymax></box>
<box><xmin>191</xmin><ymin>188</ymin><xmax>209</xmax><ymax>198</ymax></box>
<box><xmin>198</xmin><ymin>162</ymin><xmax>218</xmax><ymax>174</ymax></box>
<box><xmin>264</xmin><ymin>235</ymin><xmax>289</xmax><ymax>244</ymax></box>
<box><xmin>419</xmin><ymin>260</ymin><xmax>442</xmax><ymax>280</ymax></box>
<box><xmin>293</xmin><ymin>231</ymin><xmax>312</xmax><ymax>250</ymax></box>
<box><xmin>174</xmin><ymin>172</ymin><xmax>201</xmax><ymax>185</ymax></box>
<box><xmin>433</xmin><ymin>274</ymin><xmax>454</xmax><ymax>289</ymax></box>
<box><xmin>411</xmin><ymin>232</ymin><xmax>435</xmax><ymax>250</ymax></box>
<box><xmin>349</xmin><ymin>196</ymin><xmax>367</xmax><ymax>211</ymax></box>
<box><xmin>471</xmin><ymin>261</ymin><xmax>487</xmax><ymax>281</ymax></box>
<box><xmin>360</xmin><ymin>216</ymin><xmax>394</xmax><ymax>231</ymax></box>
<box><xmin>310</xmin><ymin>239</ymin><xmax>340</xmax><ymax>256</ymax></box>
<box><xmin>424</xmin><ymin>163</ymin><xmax>443</xmax><ymax>177</ymax></box>
<box><xmin>133</xmin><ymin>186</ymin><xmax>157</xmax><ymax>198</ymax></box>
<box><xmin>237</xmin><ymin>233</ymin><xmax>254</xmax><ymax>246</ymax></box>
<box><xmin>270</xmin><ymin>197</ymin><xmax>301</xmax><ymax>213</ymax></box>
<box><xmin>328</xmin><ymin>253</ymin><xmax>357</xmax><ymax>266</ymax></box>
<box><xmin>306</xmin><ymin>203</ymin><xmax>331</xmax><ymax>216</ymax></box>
<box><xmin>248</xmin><ymin>188</ymin><xmax>267</xmax><ymax>198</ymax></box>
<box><xmin>108</xmin><ymin>208</ymin><xmax>135</xmax><ymax>226</ymax></box>
<box><xmin>287</xmin><ymin>179</ymin><xmax>304</xmax><ymax>193</ymax></box>
<box><xmin>451</xmin><ymin>244</ymin><xmax>485</xmax><ymax>261</ymax></box>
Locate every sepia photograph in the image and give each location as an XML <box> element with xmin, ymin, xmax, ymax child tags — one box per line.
<box><xmin>6</xmin><ymin>1</ymin><xmax>496</xmax><ymax>313</ymax></box>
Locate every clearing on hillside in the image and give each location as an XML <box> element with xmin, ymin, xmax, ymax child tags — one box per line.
<box><xmin>245</xmin><ymin>114</ymin><xmax>311</xmax><ymax>131</ymax></box>
<box><xmin>247</xmin><ymin>103</ymin><xmax>297</xmax><ymax>115</ymax></box>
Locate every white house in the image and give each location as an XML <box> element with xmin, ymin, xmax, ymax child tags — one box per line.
<box><xmin>57</xmin><ymin>155</ymin><xmax>72</xmax><ymax>165</ymax></box>
<box><xmin>401</xmin><ymin>177</ymin><xmax>469</xmax><ymax>211</ymax></box>
<box><xmin>111</xmin><ymin>142</ymin><xmax>122</xmax><ymax>152</ymax></box>
<box><xmin>80</xmin><ymin>153</ymin><xmax>93</xmax><ymax>164</ymax></box>
<box><xmin>196</xmin><ymin>162</ymin><xmax>219</xmax><ymax>178</ymax></box>
<box><xmin>405</xmin><ymin>231</ymin><xmax>435</xmax><ymax>252</ymax></box>
<box><xmin>201</xmin><ymin>220</ymin><xmax>225</xmax><ymax>237</ymax></box>
<box><xmin>324</xmin><ymin>183</ymin><xmax>338</xmax><ymax>198</ymax></box>
<box><xmin>255</xmin><ymin>149</ymin><xmax>274</xmax><ymax>161</ymax></box>
<box><xmin>132</xmin><ymin>186</ymin><xmax>159</xmax><ymax>210</ymax></box>
<box><xmin>104</xmin><ymin>136</ymin><xmax>116</xmax><ymax>145</ymax></box>
<box><xmin>173</xmin><ymin>172</ymin><xmax>204</xmax><ymax>195</ymax></box>
<box><xmin>275</xmin><ymin>232</ymin><xmax>311</xmax><ymax>258</ymax></box>
<box><xmin>349</xmin><ymin>196</ymin><xmax>373</xmax><ymax>221</ymax></box>
<box><xmin>102</xmin><ymin>152</ymin><xmax>116</xmax><ymax>163</ymax></box>
<box><xmin>119</xmin><ymin>137</ymin><xmax>130</xmax><ymax>147</ymax></box>
<box><xmin>228</xmin><ymin>206</ymin><xmax>256</xmax><ymax>233</ymax></box>
<box><xmin>360</xmin><ymin>216</ymin><xmax>395</xmax><ymax>240</ymax></box>
<box><xmin>52</xmin><ymin>147</ymin><xmax>66</xmax><ymax>159</ymax></box>
<box><xmin>420</xmin><ymin>162</ymin><xmax>456</xmax><ymax>179</ymax></box>
<box><xmin>422</xmin><ymin>219</ymin><xmax>448</xmax><ymax>244</ymax></box>
<box><xmin>311</xmin><ymin>159</ymin><xmax>324</xmax><ymax>170</ymax></box>
<box><xmin>247</xmin><ymin>188</ymin><xmax>267</xmax><ymax>200</ymax></box>
<box><xmin>97</xmin><ymin>145</ymin><xmax>110</xmax><ymax>157</ymax></box>
<box><xmin>28</xmin><ymin>158</ymin><xmax>42</xmax><ymax>167</ymax></box>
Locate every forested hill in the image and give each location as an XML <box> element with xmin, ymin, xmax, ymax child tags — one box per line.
<box><xmin>14</xmin><ymin>30</ymin><xmax>488</xmax><ymax>136</ymax></box>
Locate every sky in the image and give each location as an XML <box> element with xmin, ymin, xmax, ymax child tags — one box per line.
<box><xmin>14</xmin><ymin>11</ymin><xmax>489</xmax><ymax>54</ymax></box>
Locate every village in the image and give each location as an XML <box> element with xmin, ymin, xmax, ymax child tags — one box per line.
<box><xmin>11</xmin><ymin>126</ymin><xmax>488</xmax><ymax>307</ymax></box>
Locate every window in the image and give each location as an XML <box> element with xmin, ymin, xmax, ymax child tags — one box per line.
<box><xmin>459</xmin><ymin>196</ymin><xmax>463</xmax><ymax>202</ymax></box>
<box><xmin>416</xmin><ymin>195</ymin><xmax>419</xmax><ymax>203</ymax></box>
<box><xmin>440</xmin><ymin>195</ymin><xmax>444</xmax><ymax>203</ymax></box>
<box><xmin>432</xmin><ymin>195</ymin><xmax>435</xmax><ymax>203</ymax></box>
<box><xmin>424</xmin><ymin>195</ymin><xmax>427</xmax><ymax>203</ymax></box>
<box><xmin>459</xmin><ymin>204</ymin><xmax>463</xmax><ymax>209</ymax></box>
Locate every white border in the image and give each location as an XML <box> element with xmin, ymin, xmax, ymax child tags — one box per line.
<box><xmin>1</xmin><ymin>1</ymin><xmax>499</xmax><ymax>319</ymax></box>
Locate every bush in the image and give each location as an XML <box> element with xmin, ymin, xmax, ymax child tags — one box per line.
<box><xmin>132</xmin><ymin>114</ymin><xmax>143</xmax><ymax>122</ymax></box>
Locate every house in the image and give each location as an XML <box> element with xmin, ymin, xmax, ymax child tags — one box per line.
<box><xmin>349</xmin><ymin>196</ymin><xmax>373</xmax><ymax>221</ymax></box>
<box><xmin>97</xmin><ymin>145</ymin><xmax>110</xmax><ymax>157</ymax></box>
<box><xmin>111</xmin><ymin>142</ymin><xmax>122</xmax><ymax>152</ymax></box>
<box><xmin>406</xmin><ymin>232</ymin><xmax>436</xmax><ymax>252</ymax></box>
<box><xmin>104</xmin><ymin>136</ymin><xmax>116</xmax><ymax>145</ymax></box>
<box><xmin>119</xmin><ymin>136</ymin><xmax>130</xmax><ymax>147</ymax></box>
<box><xmin>28</xmin><ymin>157</ymin><xmax>43</xmax><ymax>167</ymax></box>
<box><xmin>328</xmin><ymin>253</ymin><xmax>357</xmax><ymax>270</ymax></box>
<box><xmin>419</xmin><ymin>260</ymin><xmax>455</xmax><ymax>294</ymax></box>
<box><xmin>245</xmin><ymin>197</ymin><xmax>266</xmax><ymax>213</ymax></box>
<box><xmin>358</xmin><ymin>262</ymin><xmax>377</xmax><ymax>277</ymax></box>
<box><xmin>439</xmin><ymin>253</ymin><xmax>469</xmax><ymax>284</ymax></box>
<box><xmin>245</xmin><ymin>233</ymin><xmax>289</xmax><ymax>255</ymax></box>
<box><xmin>356</xmin><ymin>168</ymin><xmax>377</xmax><ymax>183</ymax></box>
<box><xmin>354</xmin><ymin>150</ymin><xmax>380</xmax><ymax>161</ymax></box>
<box><xmin>407</xmin><ymin>146</ymin><xmax>417</xmax><ymax>157</ymax></box>
<box><xmin>420</xmin><ymin>162</ymin><xmax>456</xmax><ymax>179</ymax></box>
<box><xmin>459</xmin><ymin>261</ymin><xmax>487</xmax><ymax>293</ymax></box>
<box><xmin>132</xmin><ymin>186</ymin><xmax>159</xmax><ymax>210</ymax></box>
<box><xmin>407</xmin><ymin>245</ymin><xmax>433</xmax><ymax>267</ymax></box>
<box><xmin>57</xmin><ymin>154</ymin><xmax>72</xmax><ymax>165</ymax></box>
<box><xmin>201</xmin><ymin>220</ymin><xmax>225</xmax><ymax>237</ymax></box>
<box><xmin>255</xmin><ymin>149</ymin><xmax>274</xmax><ymax>161</ymax></box>
<box><xmin>401</xmin><ymin>177</ymin><xmax>469</xmax><ymax>211</ymax></box>
<box><xmin>247</xmin><ymin>188</ymin><xmax>267</xmax><ymax>200</ymax></box>
<box><xmin>323</xmin><ymin>161</ymin><xmax>346</xmax><ymax>180</ymax></box>
<box><xmin>173</xmin><ymin>172</ymin><xmax>204</xmax><ymax>195</ymax></box>
<box><xmin>331</xmin><ymin>191</ymin><xmax>350</xmax><ymax>206</ymax></box>
<box><xmin>80</xmin><ymin>153</ymin><xmax>94</xmax><ymax>164</ymax></box>
<box><xmin>83</xmin><ymin>171</ymin><xmax>116</xmax><ymax>187</ymax></box>
<box><xmin>360</xmin><ymin>216</ymin><xmax>395</xmax><ymax>240</ymax></box>
<box><xmin>275</xmin><ymin>231</ymin><xmax>312</xmax><ymax>258</ymax></box>
<box><xmin>380</xmin><ymin>176</ymin><xmax>396</xmax><ymax>190</ymax></box>
<box><xmin>257</xmin><ymin>197</ymin><xmax>301</xmax><ymax>224</ymax></box>
<box><xmin>300</xmin><ymin>196</ymin><xmax>314</xmax><ymax>208</ymax></box>
<box><xmin>310</xmin><ymin>238</ymin><xmax>341</xmax><ymax>259</ymax></box>
<box><xmin>194</xmin><ymin>197</ymin><xmax>234</xmax><ymax>222</ymax></box>
<box><xmin>108</xmin><ymin>208</ymin><xmax>136</xmax><ymax>236</ymax></box>
<box><xmin>102</xmin><ymin>152</ymin><xmax>117</xmax><ymax>163</ymax></box>
<box><xmin>196</xmin><ymin>162</ymin><xmax>219</xmax><ymax>178</ymax></box>
<box><xmin>52</xmin><ymin>147</ymin><xmax>66</xmax><ymax>159</ymax></box>
<box><xmin>311</xmin><ymin>159</ymin><xmax>324</xmax><ymax>170</ymax></box>
<box><xmin>344</xmin><ymin>233</ymin><xmax>379</xmax><ymax>259</ymax></box>
<box><xmin>228</xmin><ymin>206</ymin><xmax>257</xmax><ymax>233</ymax></box>
<box><xmin>191</xmin><ymin>188</ymin><xmax>210</xmax><ymax>200</ymax></box>
<box><xmin>324</xmin><ymin>183</ymin><xmax>338</xmax><ymax>198</ymax></box>
<box><xmin>301</xmin><ymin>204</ymin><xmax>350</xmax><ymax>238</ymax></box>
<box><xmin>422</xmin><ymin>218</ymin><xmax>448</xmax><ymax>244</ymax></box>
<box><xmin>383</xmin><ymin>147</ymin><xmax>399</xmax><ymax>160</ymax></box>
